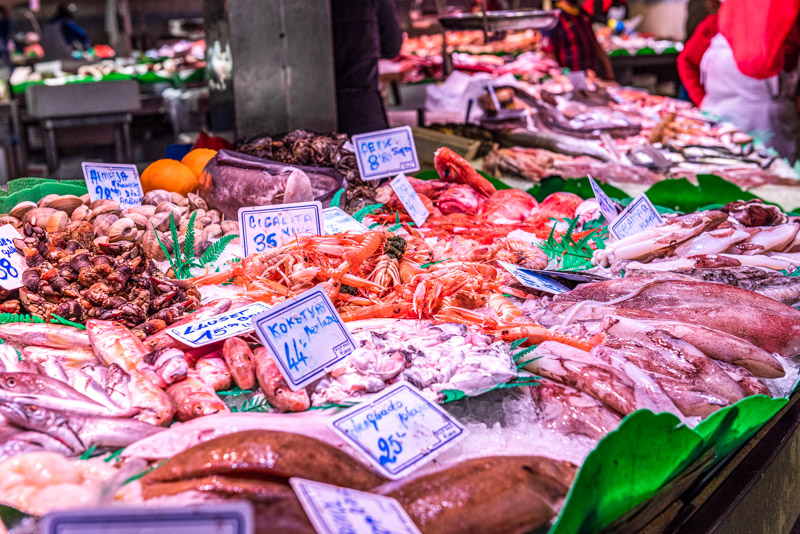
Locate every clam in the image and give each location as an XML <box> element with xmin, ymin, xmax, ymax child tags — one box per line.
<box><xmin>187</xmin><ymin>193</ymin><xmax>208</xmax><ymax>211</ymax></box>
<box><xmin>127</xmin><ymin>213</ymin><xmax>149</xmax><ymax>230</ymax></box>
<box><xmin>108</xmin><ymin>218</ymin><xmax>137</xmax><ymax>243</ymax></box>
<box><xmin>194</xmin><ymin>235</ymin><xmax>212</xmax><ymax>257</ymax></box>
<box><xmin>10</xmin><ymin>201</ymin><xmax>37</xmax><ymax>220</ymax></box>
<box><xmin>142</xmin><ymin>190</ymin><xmax>172</xmax><ymax>206</ymax></box>
<box><xmin>221</xmin><ymin>220</ymin><xmax>239</xmax><ymax>234</ymax></box>
<box><xmin>155</xmin><ymin>203</ymin><xmax>182</xmax><ymax>226</ymax></box>
<box><xmin>93</xmin><ymin>236</ymin><xmax>109</xmax><ymax>247</ymax></box>
<box><xmin>37</xmin><ymin>194</ymin><xmax>60</xmax><ymax>208</ymax></box>
<box><xmin>45</xmin><ymin>211</ymin><xmax>69</xmax><ymax>233</ymax></box>
<box><xmin>90</xmin><ymin>198</ymin><xmax>118</xmax><ymax>210</ymax></box>
<box><xmin>142</xmin><ymin>229</ymin><xmax>171</xmax><ymax>261</ymax></box>
<box><xmin>124</xmin><ymin>205</ymin><xmax>156</xmax><ymax>218</ymax></box>
<box><xmin>80</xmin><ymin>193</ymin><xmax>90</xmax><ymax>205</ymax></box>
<box><xmin>171</xmin><ymin>192</ymin><xmax>189</xmax><ymax>207</ymax></box>
<box><xmin>71</xmin><ymin>205</ymin><xmax>91</xmax><ymax>222</ymax></box>
<box><xmin>23</xmin><ymin>207</ymin><xmax>57</xmax><ymax>229</ymax></box>
<box><xmin>47</xmin><ymin>195</ymin><xmax>83</xmax><ymax>216</ymax></box>
<box><xmin>204</xmin><ymin>224</ymin><xmax>223</xmax><ymax>239</ymax></box>
<box><xmin>93</xmin><ymin>213</ymin><xmax>120</xmax><ymax>237</ymax></box>
<box><xmin>206</xmin><ymin>210</ymin><xmax>222</xmax><ymax>225</ymax></box>
<box><xmin>0</xmin><ymin>215</ymin><xmax>20</xmax><ymax>227</ymax></box>
<box><xmin>89</xmin><ymin>201</ymin><xmax>121</xmax><ymax>219</ymax></box>
<box><xmin>150</xmin><ymin>212</ymin><xmax>172</xmax><ymax>233</ymax></box>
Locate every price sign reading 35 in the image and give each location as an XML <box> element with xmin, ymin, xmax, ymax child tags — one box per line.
<box><xmin>238</xmin><ymin>202</ymin><xmax>323</xmax><ymax>257</ymax></box>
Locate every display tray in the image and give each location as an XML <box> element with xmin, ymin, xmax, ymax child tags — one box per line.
<box><xmin>438</xmin><ymin>9</ymin><xmax>560</xmax><ymax>32</ymax></box>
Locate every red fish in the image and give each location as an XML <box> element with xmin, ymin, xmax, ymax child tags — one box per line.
<box><xmin>252</xmin><ymin>347</ymin><xmax>310</xmax><ymax>412</ymax></box>
<box><xmin>434</xmin><ymin>147</ymin><xmax>497</xmax><ymax>198</ymax></box>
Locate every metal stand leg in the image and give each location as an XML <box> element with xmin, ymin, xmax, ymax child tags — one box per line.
<box><xmin>122</xmin><ymin>119</ymin><xmax>132</xmax><ymax>162</ymax></box>
<box><xmin>43</xmin><ymin>124</ymin><xmax>58</xmax><ymax>175</ymax></box>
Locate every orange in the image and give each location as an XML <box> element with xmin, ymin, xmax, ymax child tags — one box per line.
<box><xmin>181</xmin><ymin>148</ymin><xmax>217</xmax><ymax>179</ymax></box>
<box><xmin>140</xmin><ymin>159</ymin><xmax>198</xmax><ymax>195</ymax></box>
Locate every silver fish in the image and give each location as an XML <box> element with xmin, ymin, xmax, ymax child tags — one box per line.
<box><xmin>62</xmin><ymin>367</ymin><xmax>125</xmax><ymax>414</ymax></box>
<box><xmin>0</xmin><ymin>371</ymin><xmax>103</xmax><ymax>405</ymax></box>
<box><xmin>0</xmin><ymin>398</ymin><xmax>164</xmax><ymax>452</ymax></box>
<box><xmin>0</xmin><ymin>323</ymin><xmax>92</xmax><ymax>350</ymax></box>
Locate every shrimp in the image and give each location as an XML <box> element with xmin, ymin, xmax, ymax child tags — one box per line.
<box><xmin>500</xmin><ymin>325</ymin><xmax>604</xmax><ymax>352</ymax></box>
<box><xmin>336</xmin><ymin>230</ymin><xmax>387</xmax><ymax>276</ymax></box>
<box><xmin>488</xmin><ymin>293</ymin><xmax>521</xmax><ymax>323</ymax></box>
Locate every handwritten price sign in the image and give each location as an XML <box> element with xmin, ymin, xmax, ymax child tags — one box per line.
<box><xmin>0</xmin><ymin>225</ymin><xmax>25</xmax><ymax>290</ymax></box>
<box><xmin>166</xmin><ymin>302</ymin><xmax>271</xmax><ymax>348</ymax></box>
<box><xmin>330</xmin><ymin>383</ymin><xmax>466</xmax><ymax>479</ymax></box>
<box><xmin>82</xmin><ymin>162</ymin><xmax>143</xmax><ymax>210</ymax></box>
<box><xmin>390</xmin><ymin>173</ymin><xmax>429</xmax><ymax>227</ymax></box>
<box><xmin>608</xmin><ymin>193</ymin><xmax>663</xmax><ymax>241</ymax></box>
<box><xmin>252</xmin><ymin>285</ymin><xmax>355</xmax><ymax>390</ymax></box>
<box><xmin>352</xmin><ymin>126</ymin><xmax>420</xmax><ymax>181</ymax></box>
<box><xmin>290</xmin><ymin>478</ymin><xmax>421</xmax><ymax>534</ymax></box>
<box><xmin>323</xmin><ymin>207</ymin><xmax>368</xmax><ymax>235</ymax></box>
<box><xmin>238</xmin><ymin>202</ymin><xmax>322</xmax><ymax>257</ymax></box>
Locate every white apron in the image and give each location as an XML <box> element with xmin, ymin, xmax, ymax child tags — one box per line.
<box><xmin>700</xmin><ymin>33</ymin><xmax>800</xmax><ymax>161</ymax></box>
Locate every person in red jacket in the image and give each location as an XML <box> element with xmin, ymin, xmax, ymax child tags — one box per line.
<box><xmin>677</xmin><ymin>1</ymin><xmax>720</xmax><ymax>106</ymax></box>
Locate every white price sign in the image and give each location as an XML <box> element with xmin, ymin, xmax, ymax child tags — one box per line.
<box><xmin>499</xmin><ymin>261</ymin><xmax>569</xmax><ymax>294</ymax></box>
<box><xmin>330</xmin><ymin>382</ymin><xmax>466</xmax><ymax>479</ymax></box>
<box><xmin>390</xmin><ymin>173</ymin><xmax>429</xmax><ymax>227</ymax></box>
<box><xmin>166</xmin><ymin>302</ymin><xmax>271</xmax><ymax>347</ymax></box>
<box><xmin>608</xmin><ymin>193</ymin><xmax>663</xmax><ymax>241</ymax></box>
<box><xmin>238</xmin><ymin>201</ymin><xmax>323</xmax><ymax>257</ymax></box>
<box><xmin>0</xmin><ymin>225</ymin><xmax>25</xmax><ymax>290</ymax></box>
<box><xmin>290</xmin><ymin>478</ymin><xmax>421</xmax><ymax>534</ymax></box>
<box><xmin>252</xmin><ymin>285</ymin><xmax>355</xmax><ymax>390</ymax></box>
<box><xmin>323</xmin><ymin>207</ymin><xmax>368</xmax><ymax>235</ymax></box>
<box><xmin>352</xmin><ymin>126</ymin><xmax>420</xmax><ymax>181</ymax></box>
<box><xmin>588</xmin><ymin>175</ymin><xmax>619</xmax><ymax>224</ymax></box>
<box><xmin>82</xmin><ymin>162</ymin><xmax>143</xmax><ymax>210</ymax></box>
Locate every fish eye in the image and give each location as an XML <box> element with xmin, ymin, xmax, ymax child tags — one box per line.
<box><xmin>6</xmin><ymin>377</ymin><xmax>14</xmax><ymax>387</ymax></box>
<box><xmin>194</xmin><ymin>405</ymin><xmax>204</xmax><ymax>414</ymax></box>
<box><xmin>26</xmin><ymin>405</ymin><xmax>37</xmax><ymax>413</ymax></box>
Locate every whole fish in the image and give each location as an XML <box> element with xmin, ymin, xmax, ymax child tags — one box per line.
<box><xmin>167</xmin><ymin>371</ymin><xmax>229</xmax><ymax>421</ymax></box>
<box><xmin>253</xmin><ymin>347</ymin><xmax>310</xmax><ymax>412</ymax></box>
<box><xmin>0</xmin><ymin>345</ymin><xmax>35</xmax><ymax>373</ymax></box>
<box><xmin>22</xmin><ymin>347</ymin><xmax>99</xmax><ymax>370</ymax></box>
<box><xmin>0</xmin><ymin>323</ymin><xmax>92</xmax><ymax>350</ymax></box>
<box><xmin>35</xmin><ymin>357</ymin><xmax>69</xmax><ymax>383</ymax></box>
<box><xmin>127</xmin><ymin>369</ymin><xmax>175</xmax><ymax>426</ymax></box>
<box><xmin>0</xmin><ymin>398</ymin><xmax>164</xmax><ymax>452</ymax></box>
<box><xmin>195</xmin><ymin>356</ymin><xmax>233</xmax><ymax>391</ymax></box>
<box><xmin>141</xmin><ymin>430</ymin><xmax>385</xmax><ymax>490</ymax></box>
<box><xmin>0</xmin><ymin>391</ymin><xmax>121</xmax><ymax>417</ymax></box>
<box><xmin>61</xmin><ymin>367</ymin><xmax>125</xmax><ymax>414</ymax></box>
<box><xmin>86</xmin><ymin>320</ymin><xmax>150</xmax><ymax>373</ymax></box>
<box><xmin>379</xmin><ymin>456</ymin><xmax>577</xmax><ymax>534</ymax></box>
<box><xmin>143</xmin><ymin>298</ymin><xmax>234</xmax><ymax>352</ymax></box>
<box><xmin>121</xmin><ymin>411</ymin><xmax>347</xmax><ymax>460</ymax></box>
<box><xmin>0</xmin><ymin>372</ymin><xmax>102</xmax><ymax>405</ymax></box>
<box><xmin>222</xmin><ymin>337</ymin><xmax>256</xmax><ymax>390</ymax></box>
<box><xmin>105</xmin><ymin>364</ymin><xmax>133</xmax><ymax>411</ymax></box>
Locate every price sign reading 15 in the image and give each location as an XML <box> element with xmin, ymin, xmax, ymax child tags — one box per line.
<box><xmin>238</xmin><ymin>202</ymin><xmax>323</xmax><ymax>257</ymax></box>
<box><xmin>352</xmin><ymin>126</ymin><xmax>420</xmax><ymax>181</ymax></box>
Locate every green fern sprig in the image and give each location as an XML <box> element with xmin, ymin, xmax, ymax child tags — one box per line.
<box><xmin>184</xmin><ymin>210</ymin><xmax>198</xmax><ymax>261</ymax></box>
<box><xmin>200</xmin><ymin>234</ymin><xmax>238</xmax><ymax>265</ymax></box>
<box><xmin>0</xmin><ymin>313</ymin><xmax>45</xmax><ymax>324</ymax></box>
<box><xmin>231</xmin><ymin>396</ymin><xmax>272</xmax><ymax>413</ymax></box>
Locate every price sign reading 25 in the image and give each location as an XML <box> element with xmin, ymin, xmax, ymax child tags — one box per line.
<box><xmin>238</xmin><ymin>202</ymin><xmax>323</xmax><ymax>257</ymax></box>
<box><xmin>352</xmin><ymin>126</ymin><xmax>420</xmax><ymax>181</ymax></box>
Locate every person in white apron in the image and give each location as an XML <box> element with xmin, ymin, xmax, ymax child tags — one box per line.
<box><xmin>700</xmin><ymin>33</ymin><xmax>800</xmax><ymax>161</ymax></box>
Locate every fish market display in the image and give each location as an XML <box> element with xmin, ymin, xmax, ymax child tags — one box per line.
<box><xmin>2</xmin><ymin>132</ymin><xmax>800</xmax><ymax>534</ymax></box>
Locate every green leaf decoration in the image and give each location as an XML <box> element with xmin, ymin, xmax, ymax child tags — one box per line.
<box><xmin>0</xmin><ymin>312</ymin><xmax>45</xmax><ymax>324</ymax></box>
<box><xmin>217</xmin><ymin>387</ymin><xmax>255</xmax><ymax>396</ymax></box>
<box><xmin>50</xmin><ymin>313</ymin><xmax>87</xmax><ymax>330</ymax></box>
<box><xmin>419</xmin><ymin>258</ymin><xmax>450</xmax><ymax>269</ymax></box>
<box><xmin>550</xmin><ymin>410</ymin><xmax>704</xmax><ymax>534</ymax></box>
<box><xmin>199</xmin><ymin>234</ymin><xmax>238</xmax><ymax>266</ymax></box>
<box><xmin>78</xmin><ymin>444</ymin><xmax>98</xmax><ymax>460</ymax></box>
<box><xmin>352</xmin><ymin>203</ymin><xmax>384</xmax><ymax>222</ymax></box>
<box><xmin>0</xmin><ymin>504</ymin><xmax>29</xmax><ymax>530</ymax></box>
<box><xmin>104</xmin><ymin>448</ymin><xmax>124</xmax><ymax>463</ymax></box>
<box><xmin>184</xmin><ymin>210</ymin><xmax>198</xmax><ymax>261</ymax></box>
<box><xmin>331</xmin><ymin>188</ymin><xmax>345</xmax><ymax>209</ymax></box>
<box><xmin>309</xmin><ymin>400</ymin><xmax>359</xmax><ymax>410</ymax></box>
<box><xmin>537</xmin><ymin>216</ymin><xmax>603</xmax><ymax>271</ymax></box>
<box><xmin>509</xmin><ymin>337</ymin><xmax>528</xmax><ymax>350</ymax></box>
<box><xmin>231</xmin><ymin>395</ymin><xmax>272</xmax><ymax>413</ymax></box>
<box><xmin>169</xmin><ymin>213</ymin><xmax>182</xmax><ymax>266</ymax></box>
<box><xmin>439</xmin><ymin>389</ymin><xmax>467</xmax><ymax>403</ymax></box>
<box><xmin>644</xmin><ymin>175</ymin><xmax>762</xmax><ymax>213</ymax></box>
<box><xmin>152</xmin><ymin>223</ymin><xmax>178</xmax><ymax>271</ymax></box>
<box><xmin>527</xmin><ymin>176</ymin><xmax>627</xmax><ymax>203</ymax></box>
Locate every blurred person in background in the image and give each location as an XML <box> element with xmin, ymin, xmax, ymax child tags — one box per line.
<box><xmin>331</xmin><ymin>0</ymin><xmax>403</xmax><ymax>135</ymax></box>
<box><xmin>543</xmin><ymin>0</ymin><xmax>614</xmax><ymax>80</ymax></box>
<box><xmin>0</xmin><ymin>7</ymin><xmax>11</xmax><ymax>69</ymax></box>
<box><xmin>41</xmin><ymin>4</ymin><xmax>90</xmax><ymax>60</ymax></box>
<box><xmin>677</xmin><ymin>0</ymin><xmax>721</xmax><ymax>107</ymax></box>
<box><xmin>696</xmin><ymin>0</ymin><xmax>800</xmax><ymax>161</ymax></box>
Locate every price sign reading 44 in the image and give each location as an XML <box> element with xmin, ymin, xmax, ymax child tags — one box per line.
<box><xmin>352</xmin><ymin>126</ymin><xmax>420</xmax><ymax>181</ymax></box>
<box><xmin>82</xmin><ymin>162</ymin><xmax>143</xmax><ymax>210</ymax></box>
<box><xmin>238</xmin><ymin>202</ymin><xmax>323</xmax><ymax>257</ymax></box>
<box><xmin>330</xmin><ymin>383</ymin><xmax>466</xmax><ymax>479</ymax></box>
<box><xmin>252</xmin><ymin>285</ymin><xmax>355</xmax><ymax>390</ymax></box>
<box><xmin>290</xmin><ymin>478</ymin><xmax>421</xmax><ymax>534</ymax></box>
<box><xmin>0</xmin><ymin>225</ymin><xmax>25</xmax><ymax>290</ymax></box>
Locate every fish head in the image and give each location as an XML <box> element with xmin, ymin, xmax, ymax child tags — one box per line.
<box><xmin>0</xmin><ymin>398</ymin><xmax>60</xmax><ymax>430</ymax></box>
<box><xmin>188</xmin><ymin>398</ymin><xmax>227</xmax><ymax>418</ymax></box>
<box><xmin>0</xmin><ymin>372</ymin><xmax>34</xmax><ymax>394</ymax></box>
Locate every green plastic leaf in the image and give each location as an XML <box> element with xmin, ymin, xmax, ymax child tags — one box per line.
<box><xmin>352</xmin><ymin>203</ymin><xmax>384</xmax><ymax>222</ymax></box>
<box><xmin>78</xmin><ymin>444</ymin><xmax>98</xmax><ymax>460</ymax></box>
<box><xmin>509</xmin><ymin>337</ymin><xmax>528</xmax><ymax>350</ymax></box>
<box><xmin>50</xmin><ymin>313</ymin><xmax>87</xmax><ymax>330</ymax></box>
<box><xmin>644</xmin><ymin>175</ymin><xmax>761</xmax><ymax>213</ymax></box>
<box><xmin>169</xmin><ymin>213</ymin><xmax>182</xmax><ymax>266</ymax></box>
<box><xmin>230</xmin><ymin>395</ymin><xmax>272</xmax><ymax>413</ymax></box>
<box><xmin>0</xmin><ymin>312</ymin><xmax>45</xmax><ymax>324</ymax></box>
<box><xmin>152</xmin><ymin>223</ymin><xmax>178</xmax><ymax>271</ymax></box>
<box><xmin>104</xmin><ymin>448</ymin><xmax>124</xmax><ymax>463</ymax></box>
<box><xmin>439</xmin><ymin>389</ymin><xmax>467</xmax><ymax>403</ymax></box>
<box><xmin>184</xmin><ymin>210</ymin><xmax>198</xmax><ymax>261</ymax></box>
<box><xmin>550</xmin><ymin>410</ymin><xmax>703</xmax><ymax>534</ymax></box>
<box><xmin>331</xmin><ymin>188</ymin><xmax>345</xmax><ymax>209</ymax></box>
<box><xmin>217</xmin><ymin>387</ymin><xmax>255</xmax><ymax>397</ymax></box>
<box><xmin>0</xmin><ymin>504</ymin><xmax>29</xmax><ymax>529</ymax></box>
<box><xmin>199</xmin><ymin>234</ymin><xmax>238</xmax><ymax>266</ymax></box>
<box><xmin>527</xmin><ymin>176</ymin><xmax>627</xmax><ymax>203</ymax></box>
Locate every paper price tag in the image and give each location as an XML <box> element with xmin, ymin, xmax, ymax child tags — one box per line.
<box><xmin>82</xmin><ymin>162</ymin><xmax>143</xmax><ymax>210</ymax></box>
<box><xmin>166</xmin><ymin>302</ymin><xmax>271</xmax><ymax>348</ymax></box>
<box><xmin>499</xmin><ymin>261</ymin><xmax>569</xmax><ymax>294</ymax></box>
<box><xmin>608</xmin><ymin>193</ymin><xmax>663</xmax><ymax>241</ymax></box>
<box><xmin>390</xmin><ymin>173</ymin><xmax>429</xmax><ymax>227</ymax></box>
<box><xmin>588</xmin><ymin>175</ymin><xmax>619</xmax><ymax>224</ymax></box>
<box><xmin>291</xmin><ymin>478</ymin><xmax>421</xmax><ymax>534</ymax></box>
<box><xmin>41</xmin><ymin>502</ymin><xmax>253</xmax><ymax>534</ymax></box>
<box><xmin>352</xmin><ymin>126</ymin><xmax>420</xmax><ymax>181</ymax></box>
<box><xmin>238</xmin><ymin>201</ymin><xmax>323</xmax><ymax>257</ymax></box>
<box><xmin>330</xmin><ymin>382</ymin><xmax>466</xmax><ymax>479</ymax></box>
<box><xmin>566</xmin><ymin>70</ymin><xmax>589</xmax><ymax>90</ymax></box>
<box><xmin>0</xmin><ymin>225</ymin><xmax>25</xmax><ymax>290</ymax></box>
<box><xmin>253</xmin><ymin>285</ymin><xmax>355</xmax><ymax>390</ymax></box>
<box><xmin>323</xmin><ymin>207</ymin><xmax>368</xmax><ymax>235</ymax></box>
